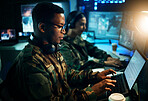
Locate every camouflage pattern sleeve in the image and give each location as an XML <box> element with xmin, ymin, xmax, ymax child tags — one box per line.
<box><xmin>60</xmin><ymin>41</ymin><xmax>82</xmax><ymax>70</ymax></box>
<box><xmin>85</xmin><ymin>40</ymin><xmax>109</xmax><ymax>60</ymax></box>
<box><xmin>66</xmin><ymin>68</ymin><xmax>98</xmax><ymax>100</ymax></box>
<box><xmin>25</xmin><ymin>58</ymin><xmax>96</xmax><ymax>101</ymax></box>
<box><xmin>3</xmin><ymin>43</ymin><xmax>99</xmax><ymax>101</ymax></box>
<box><xmin>24</xmin><ymin>46</ymin><xmax>97</xmax><ymax>101</ymax></box>
<box><xmin>72</xmin><ymin>86</ymin><xmax>97</xmax><ymax>101</ymax></box>
<box><xmin>66</xmin><ymin>68</ymin><xmax>100</xmax><ymax>88</ymax></box>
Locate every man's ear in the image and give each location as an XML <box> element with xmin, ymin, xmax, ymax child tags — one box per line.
<box><xmin>38</xmin><ymin>22</ymin><xmax>45</xmax><ymax>33</ymax></box>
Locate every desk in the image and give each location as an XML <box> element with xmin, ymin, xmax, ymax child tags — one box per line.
<box><xmin>0</xmin><ymin>42</ymin><xmax>28</xmax><ymax>51</ymax></box>
<box><xmin>94</xmin><ymin>43</ymin><xmax>131</xmax><ymax>61</ymax></box>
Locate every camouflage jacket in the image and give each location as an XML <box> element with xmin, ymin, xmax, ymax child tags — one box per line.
<box><xmin>2</xmin><ymin>41</ymin><xmax>99</xmax><ymax>101</ymax></box>
<box><xmin>60</xmin><ymin>35</ymin><xmax>110</xmax><ymax>70</ymax></box>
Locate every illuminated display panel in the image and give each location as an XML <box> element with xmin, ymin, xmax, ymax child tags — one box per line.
<box><xmin>0</xmin><ymin>29</ymin><xmax>16</xmax><ymax>41</ymax></box>
<box><xmin>119</xmin><ymin>12</ymin><xmax>136</xmax><ymax>50</ymax></box>
<box><xmin>88</xmin><ymin>11</ymin><xmax>122</xmax><ymax>40</ymax></box>
<box><xmin>81</xmin><ymin>31</ymin><xmax>95</xmax><ymax>43</ymax></box>
<box><xmin>97</xmin><ymin>0</ymin><xmax>125</xmax><ymax>3</ymax></box>
<box><xmin>119</xmin><ymin>11</ymin><xmax>148</xmax><ymax>53</ymax></box>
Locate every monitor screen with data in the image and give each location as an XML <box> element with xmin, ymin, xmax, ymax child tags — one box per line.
<box><xmin>88</xmin><ymin>11</ymin><xmax>122</xmax><ymax>40</ymax></box>
<box><xmin>119</xmin><ymin>12</ymin><xmax>136</xmax><ymax>50</ymax></box>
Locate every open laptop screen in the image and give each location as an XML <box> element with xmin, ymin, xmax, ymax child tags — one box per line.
<box><xmin>124</xmin><ymin>50</ymin><xmax>146</xmax><ymax>90</ymax></box>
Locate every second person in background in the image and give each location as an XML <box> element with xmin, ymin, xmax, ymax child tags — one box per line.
<box><xmin>60</xmin><ymin>11</ymin><xmax>122</xmax><ymax>70</ymax></box>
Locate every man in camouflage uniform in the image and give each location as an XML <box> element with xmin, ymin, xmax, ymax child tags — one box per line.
<box><xmin>0</xmin><ymin>3</ymin><xmax>116</xmax><ymax>101</ymax></box>
<box><xmin>60</xmin><ymin>11</ymin><xmax>122</xmax><ymax>71</ymax></box>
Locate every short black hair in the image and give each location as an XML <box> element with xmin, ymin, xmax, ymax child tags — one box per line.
<box><xmin>66</xmin><ymin>11</ymin><xmax>84</xmax><ymax>25</ymax></box>
<box><xmin>32</xmin><ymin>2</ymin><xmax>64</xmax><ymax>25</ymax></box>
<box><xmin>65</xmin><ymin>11</ymin><xmax>85</xmax><ymax>32</ymax></box>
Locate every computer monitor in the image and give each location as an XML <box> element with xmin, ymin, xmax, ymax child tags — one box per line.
<box><xmin>119</xmin><ymin>28</ymin><xmax>135</xmax><ymax>51</ymax></box>
<box><xmin>118</xmin><ymin>12</ymin><xmax>136</xmax><ymax>51</ymax></box>
<box><xmin>81</xmin><ymin>31</ymin><xmax>95</xmax><ymax>43</ymax></box>
<box><xmin>88</xmin><ymin>11</ymin><xmax>122</xmax><ymax>40</ymax></box>
<box><xmin>21</xmin><ymin>2</ymin><xmax>70</xmax><ymax>32</ymax></box>
<box><xmin>21</xmin><ymin>4</ymin><xmax>34</xmax><ymax>32</ymax></box>
<box><xmin>0</xmin><ymin>29</ymin><xmax>17</xmax><ymax>45</ymax></box>
<box><xmin>0</xmin><ymin>29</ymin><xmax>16</xmax><ymax>41</ymax></box>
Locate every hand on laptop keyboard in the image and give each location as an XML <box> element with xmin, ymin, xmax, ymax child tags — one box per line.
<box><xmin>104</xmin><ymin>59</ymin><xmax>129</xmax><ymax>72</ymax></box>
<box><xmin>105</xmin><ymin>58</ymin><xmax>123</xmax><ymax>68</ymax></box>
<box><xmin>113</xmin><ymin>60</ymin><xmax>129</xmax><ymax>71</ymax></box>
<box><xmin>96</xmin><ymin>69</ymin><xmax>116</xmax><ymax>81</ymax></box>
<box><xmin>91</xmin><ymin>79</ymin><xmax>116</xmax><ymax>96</ymax></box>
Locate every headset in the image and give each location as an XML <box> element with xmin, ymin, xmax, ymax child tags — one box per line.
<box><xmin>67</xmin><ymin>11</ymin><xmax>83</xmax><ymax>29</ymax></box>
<box><xmin>29</xmin><ymin>34</ymin><xmax>61</xmax><ymax>54</ymax></box>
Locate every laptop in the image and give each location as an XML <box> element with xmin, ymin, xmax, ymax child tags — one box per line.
<box><xmin>107</xmin><ymin>50</ymin><xmax>147</xmax><ymax>96</ymax></box>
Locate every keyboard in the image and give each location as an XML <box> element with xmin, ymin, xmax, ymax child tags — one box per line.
<box><xmin>107</xmin><ymin>74</ymin><xmax>128</xmax><ymax>96</ymax></box>
<box><xmin>111</xmin><ymin>75</ymin><xmax>126</xmax><ymax>93</ymax></box>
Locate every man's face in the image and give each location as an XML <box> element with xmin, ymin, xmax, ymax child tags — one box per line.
<box><xmin>44</xmin><ymin>13</ymin><xmax>65</xmax><ymax>44</ymax></box>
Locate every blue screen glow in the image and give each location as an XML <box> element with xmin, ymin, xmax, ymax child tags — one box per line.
<box><xmin>97</xmin><ymin>0</ymin><xmax>125</xmax><ymax>4</ymax></box>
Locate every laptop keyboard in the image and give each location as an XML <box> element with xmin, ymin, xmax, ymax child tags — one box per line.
<box><xmin>111</xmin><ymin>75</ymin><xmax>126</xmax><ymax>93</ymax></box>
<box><xmin>107</xmin><ymin>75</ymin><xmax>127</xmax><ymax>96</ymax></box>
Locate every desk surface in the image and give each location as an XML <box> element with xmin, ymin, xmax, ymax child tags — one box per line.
<box><xmin>0</xmin><ymin>42</ymin><xmax>28</xmax><ymax>51</ymax></box>
<box><xmin>94</xmin><ymin>43</ymin><xmax>131</xmax><ymax>61</ymax></box>
<box><xmin>0</xmin><ymin>41</ymin><xmax>131</xmax><ymax>54</ymax></box>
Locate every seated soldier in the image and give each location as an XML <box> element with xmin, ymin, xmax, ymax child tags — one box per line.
<box><xmin>60</xmin><ymin>11</ymin><xmax>122</xmax><ymax>70</ymax></box>
<box><xmin>0</xmin><ymin>2</ymin><xmax>116</xmax><ymax>101</ymax></box>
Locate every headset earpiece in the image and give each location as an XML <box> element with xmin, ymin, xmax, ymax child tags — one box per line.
<box><xmin>42</xmin><ymin>43</ymin><xmax>61</xmax><ymax>54</ymax></box>
<box><xmin>30</xmin><ymin>34</ymin><xmax>61</xmax><ymax>54</ymax></box>
<box><xmin>68</xmin><ymin>11</ymin><xmax>83</xmax><ymax>29</ymax></box>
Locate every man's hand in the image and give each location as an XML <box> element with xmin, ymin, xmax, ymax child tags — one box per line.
<box><xmin>96</xmin><ymin>69</ymin><xmax>116</xmax><ymax>81</ymax></box>
<box><xmin>105</xmin><ymin>57</ymin><xmax>123</xmax><ymax>67</ymax></box>
<box><xmin>91</xmin><ymin>79</ymin><xmax>116</xmax><ymax>96</ymax></box>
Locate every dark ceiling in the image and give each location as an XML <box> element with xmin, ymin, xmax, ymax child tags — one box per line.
<box><xmin>0</xmin><ymin>0</ymin><xmax>148</xmax><ymax>31</ymax></box>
